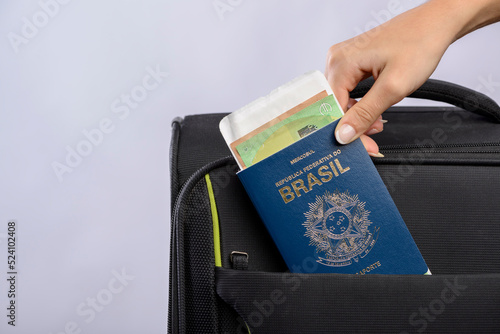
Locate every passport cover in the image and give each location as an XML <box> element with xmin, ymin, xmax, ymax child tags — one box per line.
<box><xmin>237</xmin><ymin>120</ymin><xmax>429</xmax><ymax>274</ymax></box>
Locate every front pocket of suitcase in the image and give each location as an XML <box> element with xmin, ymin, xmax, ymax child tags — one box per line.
<box><xmin>215</xmin><ymin>268</ymin><xmax>500</xmax><ymax>334</ymax></box>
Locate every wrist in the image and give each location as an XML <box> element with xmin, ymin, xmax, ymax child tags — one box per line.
<box><xmin>426</xmin><ymin>0</ymin><xmax>500</xmax><ymax>41</ymax></box>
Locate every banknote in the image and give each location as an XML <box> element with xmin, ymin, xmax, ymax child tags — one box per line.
<box><xmin>232</xmin><ymin>94</ymin><xmax>343</xmax><ymax>168</ymax></box>
<box><xmin>220</xmin><ymin>71</ymin><xmax>338</xmax><ymax>169</ymax></box>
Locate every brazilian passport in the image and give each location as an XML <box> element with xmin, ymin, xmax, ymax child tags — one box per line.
<box><xmin>237</xmin><ymin>120</ymin><xmax>430</xmax><ymax>275</ymax></box>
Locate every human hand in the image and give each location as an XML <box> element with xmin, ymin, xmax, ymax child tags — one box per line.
<box><xmin>325</xmin><ymin>0</ymin><xmax>500</xmax><ymax>156</ymax></box>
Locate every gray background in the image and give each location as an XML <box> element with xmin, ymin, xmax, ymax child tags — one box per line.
<box><xmin>1</xmin><ymin>1</ymin><xmax>499</xmax><ymax>333</ymax></box>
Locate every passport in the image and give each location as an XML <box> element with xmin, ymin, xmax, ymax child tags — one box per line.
<box><xmin>237</xmin><ymin>120</ymin><xmax>429</xmax><ymax>274</ymax></box>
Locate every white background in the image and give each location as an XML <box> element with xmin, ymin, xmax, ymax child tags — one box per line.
<box><xmin>1</xmin><ymin>1</ymin><xmax>499</xmax><ymax>333</ymax></box>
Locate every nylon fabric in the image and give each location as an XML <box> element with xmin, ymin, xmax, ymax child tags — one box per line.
<box><xmin>177</xmin><ymin>181</ymin><xmax>218</xmax><ymax>333</ymax></box>
<box><xmin>208</xmin><ymin>168</ymin><xmax>288</xmax><ymax>272</ymax></box>
<box><xmin>216</xmin><ymin>267</ymin><xmax>500</xmax><ymax>333</ymax></box>
<box><xmin>168</xmin><ymin>120</ymin><xmax>181</xmax><ymax>334</ymax></box>
<box><xmin>378</xmin><ymin>164</ymin><xmax>500</xmax><ymax>274</ymax></box>
<box><xmin>170</xmin><ymin>119</ymin><xmax>182</xmax><ymax>209</ymax></box>
<box><xmin>171</xmin><ymin>156</ymin><xmax>248</xmax><ymax>334</ymax></box>
<box><xmin>373</xmin><ymin>107</ymin><xmax>500</xmax><ymax>147</ymax></box>
<box><xmin>176</xmin><ymin>114</ymin><xmax>232</xmax><ymax>188</ymax></box>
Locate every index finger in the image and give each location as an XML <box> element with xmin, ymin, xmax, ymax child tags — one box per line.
<box><xmin>334</xmin><ymin>72</ymin><xmax>409</xmax><ymax>144</ymax></box>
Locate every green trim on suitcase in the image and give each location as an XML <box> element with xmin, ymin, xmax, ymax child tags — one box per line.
<box><xmin>205</xmin><ymin>174</ymin><xmax>222</xmax><ymax>267</ymax></box>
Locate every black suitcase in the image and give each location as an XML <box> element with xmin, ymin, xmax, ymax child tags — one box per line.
<box><xmin>169</xmin><ymin>79</ymin><xmax>500</xmax><ymax>334</ymax></box>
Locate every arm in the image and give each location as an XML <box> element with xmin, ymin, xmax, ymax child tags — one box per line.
<box><xmin>325</xmin><ymin>0</ymin><xmax>500</xmax><ymax>156</ymax></box>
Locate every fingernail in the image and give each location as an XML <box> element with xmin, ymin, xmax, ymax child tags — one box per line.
<box><xmin>366</xmin><ymin>128</ymin><xmax>380</xmax><ymax>136</ymax></box>
<box><xmin>368</xmin><ymin>152</ymin><xmax>385</xmax><ymax>158</ymax></box>
<box><xmin>380</xmin><ymin>119</ymin><xmax>388</xmax><ymax>124</ymax></box>
<box><xmin>335</xmin><ymin>124</ymin><xmax>356</xmax><ymax>144</ymax></box>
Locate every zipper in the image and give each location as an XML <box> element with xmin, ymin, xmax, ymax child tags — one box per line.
<box><xmin>171</xmin><ymin>155</ymin><xmax>235</xmax><ymax>334</ymax></box>
<box><xmin>379</xmin><ymin>142</ymin><xmax>500</xmax><ymax>159</ymax></box>
<box><xmin>376</xmin><ymin>142</ymin><xmax>500</xmax><ymax>165</ymax></box>
<box><xmin>171</xmin><ymin>156</ymin><xmax>234</xmax><ymax>217</ymax></box>
<box><xmin>381</xmin><ymin>150</ymin><xmax>500</xmax><ymax>154</ymax></box>
<box><xmin>379</xmin><ymin>142</ymin><xmax>500</xmax><ymax>151</ymax></box>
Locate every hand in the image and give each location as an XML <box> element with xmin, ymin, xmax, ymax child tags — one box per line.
<box><xmin>325</xmin><ymin>0</ymin><xmax>500</xmax><ymax>156</ymax></box>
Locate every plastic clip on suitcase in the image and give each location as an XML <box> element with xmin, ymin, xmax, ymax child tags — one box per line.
<box><xmin>169</xmin><ymin>79</ymin><xmax>500</xmax><ymax>334</ymax></box>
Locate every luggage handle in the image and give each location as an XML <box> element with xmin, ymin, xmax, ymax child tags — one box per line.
<box><xmin>350</xmin><ymin>77</ymin><xmax>500</xmax><ymax>123</ymax></box>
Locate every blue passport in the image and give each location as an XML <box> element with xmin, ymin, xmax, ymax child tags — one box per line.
<box><xmin>237</xmin><ymin>120</ymin><xmax>429</xmax><ymax>274</ymax></box>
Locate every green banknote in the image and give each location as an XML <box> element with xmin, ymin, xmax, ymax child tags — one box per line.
<box><xmin>236</xmin><ymin>94</ymin><xmax>343</xmax><ymax>167</ymax></box>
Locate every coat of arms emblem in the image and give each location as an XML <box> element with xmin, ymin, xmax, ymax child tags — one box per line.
<box><xmin>303</xmin><ymin>190</ymin><xmax>379</xmax><ymax>267</ymax></box>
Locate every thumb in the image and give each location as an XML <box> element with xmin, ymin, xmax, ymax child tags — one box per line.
<box><xmin>335</xmin><ymin>76</ymin><xmax>405</xmax><ymax>144</ymax></box>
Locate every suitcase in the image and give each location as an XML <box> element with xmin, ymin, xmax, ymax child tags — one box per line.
<box><xmin>169</xmin><ymin>79</ymin><xmax>500</xmax><ymax>333</ymax></box>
